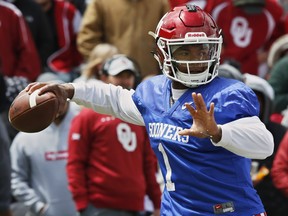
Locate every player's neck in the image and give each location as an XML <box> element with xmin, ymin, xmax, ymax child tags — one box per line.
<box><xmin>171</xmin><ymin>86</ymin><xmax>187</xmax><ymax>103</ymax></box>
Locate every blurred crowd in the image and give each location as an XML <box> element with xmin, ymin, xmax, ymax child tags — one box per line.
<box><xmin>1</xmin><ymin>0</ymin><xmax>288</xmax><ymax>215</ymax></box>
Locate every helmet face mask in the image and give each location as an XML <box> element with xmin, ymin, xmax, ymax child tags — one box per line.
<box><xmin>152</xmin><ymin>5</ymin><xmax>222</xmax><ymax>88</ymax></box>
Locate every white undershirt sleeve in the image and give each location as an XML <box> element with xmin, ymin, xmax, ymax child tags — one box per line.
<box><xmin>212</xmin><ymin>116</ymin><xmax>274</xmax><ymax>159</ymax></box>
<box><xmin>70</xmin><ymin>82</ymin><xmax>144</xmax><ymax>126</ymax></box>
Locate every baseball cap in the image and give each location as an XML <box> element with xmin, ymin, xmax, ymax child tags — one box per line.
<box><xmin>102</xmin><ymin>55</ymin><xmax>139</xmax><ymax>76</ymax></box>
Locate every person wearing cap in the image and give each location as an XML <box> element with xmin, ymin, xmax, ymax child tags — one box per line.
<box><xmin>10</xmin><ymin>73</ymin><xmax>79</xmax><ymax>216</ymax></box>
<box><xmin>66</xmin><ymin>55</ymin><xmax>161</xmax><ymax>216</ymax></box>
<box><xmin>271</xmin><ymin>124</ymin><xmax>288</xmax><ymax>213</ymax></box>
<box><xmin>98</xmin><ymin>54</ymin><xmax>140</xmax><ymax>84</ymax></box>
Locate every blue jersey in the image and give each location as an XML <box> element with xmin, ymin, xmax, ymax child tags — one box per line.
<box><xmin>132</xmin><ymin>75</ymin><xmax>264</xmax><ymax>215</ymax></box>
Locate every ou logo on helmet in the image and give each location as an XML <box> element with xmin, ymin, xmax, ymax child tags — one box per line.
<box><xmin>117</xmin><ymin>123</ymin><xmax>137</xmax><ymax>152</ymax></box>
<box><xmin>230</xmin><ymin>16</ymin><xmax>252</xmax><ymax>48</ymax></box>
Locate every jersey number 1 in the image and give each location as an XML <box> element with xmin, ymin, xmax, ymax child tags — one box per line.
<box><xmin>158</xmin><ymin>143</ymin><xmax>175</xmax><ymax>191</ymax></box>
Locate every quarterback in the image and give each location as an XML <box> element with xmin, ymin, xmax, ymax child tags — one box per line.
<box><xmin>26</xmin><ymin>5</ymin><xmax>273</xmax><ymax>215</ymax></box>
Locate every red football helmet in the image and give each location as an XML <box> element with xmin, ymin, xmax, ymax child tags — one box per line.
<box><xmin>150</xmin><ymin>4</ymin><xmax>222</xmax><ymax>87</ymax></box>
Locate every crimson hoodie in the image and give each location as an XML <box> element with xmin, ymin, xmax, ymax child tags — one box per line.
<box><xmin>67</xmin><ymin>108</ymin><xmax>161</xmax><ymax>211</ymax></box>
<box><xmin>0</xmin><ymin>1</ymin><xmax>41</xmax><ymax>81</ymax></box>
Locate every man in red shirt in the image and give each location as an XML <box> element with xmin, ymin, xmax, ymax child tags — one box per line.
<box><xmin>211</xmin><ymin>0</ymin><xmax>286</xmax><ymax>78</ymax></box>
<box><xmin>67</xmin><ymin>55</ymin><xmax>161</xmax><ymax>216</ymax></box>
<box><xmin>0</xmin><ymin>1</ymin><xmax>41</xmax><ymax>82</ymax></box>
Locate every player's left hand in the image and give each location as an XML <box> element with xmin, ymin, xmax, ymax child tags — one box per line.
<box><xmin>178</xmin><ymin>92</ymin><xmax>222</xmax><ymax>142</ymax></box>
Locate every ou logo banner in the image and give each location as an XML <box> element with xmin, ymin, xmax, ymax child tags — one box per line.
<box><xmin>117</xmin><ymin>123</ymin><xmax>137</xmax><ymax>152</ymax></box>
<box><xmin>230</xmin><ymin>16</ymin><xmax>252</xmax><ymax>48</ymax></box>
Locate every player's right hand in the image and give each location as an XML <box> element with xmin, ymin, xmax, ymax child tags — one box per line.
<box><xmin>25</xmin><ymin>82</ymin><xmax>74</xmax><ymax>116</ymax></box>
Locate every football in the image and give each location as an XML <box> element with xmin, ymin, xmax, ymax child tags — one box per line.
<box><xmin>8</xmin><ymin>89</ymin><xmax>59</xmax><ymax>133</ymax></box>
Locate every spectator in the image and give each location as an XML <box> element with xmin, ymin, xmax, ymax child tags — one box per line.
<box><xmin>211</xmin><ymin>0</ymin><xmax>286</xmax><ymax>78</ymax></box>
<box><xmin>10</xmin><ymin>74</ymin><xmax>79</xmax><ymax>216</ymax></box>
<box><xmin>244</xmin><ymin>73</ymin><xmax>288</xmax><ymax>216</ymax></box>
<box><xmin>0</xmin><ymin>72</ymin><xmax>12</xmax><ymax>216</ymax></box>
<box><xmin>267</xmin><ymin>34</ymin><xmax>288</xmax><ymax>118</ymax></box>
<box><xmin>269</xmin><ymin>55</ymin><xmax>288</xmax><ymax>121</ymax></box>
<box><xmin>267</xmin><ymin>34</ymin><xmax>288</xmax><ymax>121</ymax></box>
<box><xmin>26</xmin><ymin>5</ymin><xmax>274</xmax><ymax>215</ymax></box>
<box><xmin>8</xmin><ymin>0</ymin><xmax>53</xmax><ymax>70</ymax></box>
<box><xmin>267</xmin><ymin>34</ymin><xmax>288</xmax><ymax>71</ymax></box>
<box><xmin>0</xmin><ymin>120</ymin><xmax>11</xmax><ymax>216</ymax></box>
<box><xmin>77</xmin><ymin>0</ymin><xmax>169</xmax><ymax>78</ymax></box>
<box><xmin>67</xmin><ymin>55</ymin><xmax>161</xmax><ymax>216</ymax></box>
<box><xmin>0</xmin><ymin>1</ymin><xmax>41</xmax><ymax>82</ymax></box>
<box><xmin>0</xmin><ymin>0</ymin><xmax>42</xmax><ymax>141</ymax></box>
<box><xmin>74</xmin><ymin>43</ymin><xmax>119</xmax><ymax>83</ymax></box>
<box><xmin>72</xmin><ymin>43</ymin><xmax>119</xmax><ymax>113</ymax></box>
<box><xmin>271</xmin><ymin>131</ymin><xmax>288</xmax><ymax>201</ymax></box>
<box><xmin>34</xmin><ymin>0</ymin><xmax>83</xmax><ymax>82</ymax></box>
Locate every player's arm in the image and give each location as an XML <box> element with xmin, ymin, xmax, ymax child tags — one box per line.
<box><xmin>26</xmin><ymin>81</ymin><xmax>144</xmax><ymax>126</ymax></box>
<box><xmin>271</xmin><ymin>132</ymin><xmax>288</xmax><ymax>197</ymax></box>
<box><xmin>70</xmin><ymin>82</ymin><xmax>144</xmax><ymax>125</ymax></box>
